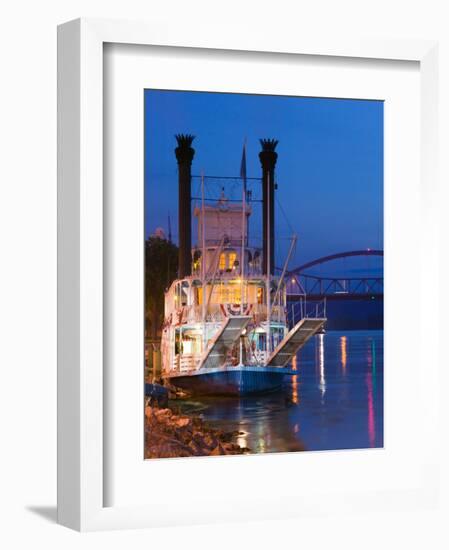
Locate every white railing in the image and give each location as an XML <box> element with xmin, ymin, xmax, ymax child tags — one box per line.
<box><xmin>179</xmin><ymin>354</ymin><xmax>200</xmax><ymax>372</ymax></box>
<box><xmin>247</xmin><ymin>349</ymin><xmax>267</xmax><ymax>365</ymax></box>
<box><xmin>289</xmin><ymin>297</ymin><xmax>327</xmax><ymax>326</ymax></box>
<box><xmin>171</xmin><ymin>349</ymin><xmax>267</xmax><ymax>371</ymax></box>
<box><xmin>172</xmin><ymin>303</ymin><xmax>287</xmax><ymax>325</ymax></box>
<box><xmin>171</xmin><ymin>354</ymin><xmax>202</xmax><ymax>373</ymax></box>
<box><xmin>183</xmin><ymin>305</ymin><xmax>203</xmax><ymax>324</ymax></box>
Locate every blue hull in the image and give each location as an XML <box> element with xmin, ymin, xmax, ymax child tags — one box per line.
<box><xmin>168</xmin><ymin>366</ymin><xmax>292</xmax><ymax>396</ymax></box>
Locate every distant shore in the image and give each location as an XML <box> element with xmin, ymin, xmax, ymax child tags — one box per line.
<box><xmin>144</xmin><ymin>405</ymin><xmax>250</xmax><ymax>459</ymax></box>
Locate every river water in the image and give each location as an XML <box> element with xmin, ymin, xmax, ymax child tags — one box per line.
<box><xmin>173</xmin><ymin>330</ymin><xmax>383</xmax><ymax>454</ymax></box>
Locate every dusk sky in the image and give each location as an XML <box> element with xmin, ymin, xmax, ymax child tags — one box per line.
<box><xmin>144</xmin><ymin>90</ymin><xmax>383</xmax><ymax>275</ymax></box>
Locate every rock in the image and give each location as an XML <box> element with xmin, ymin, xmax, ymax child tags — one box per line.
<box><xmin>144</xmin><ymin>405</ymin><xmax>250</xmax><ymax>457</ymax></box>
<box><xmin>173</xmin><ymin>417</ymin><xmax>190</xmax><ymax>428</ymax></box>
<box><xmin>202</xmin><ymin>433</ymin><xmax>218</xmax><ymax>449</ymax></box>
<box><xmin>219</xmin><ymin>432</ymin><xmax>234</xmax><ymax>443</ymax></box>
<box><xmin>188</xmin><ymin>440</ymin><xmax>204</xmax><ymax>456</ymax></box>
<box><xmin>192</xmin><ymin>417</ymin><xmax>203</xmax><ymax>429</ymax></box>
<box><xmin>154</xmin><ymin>408</ymin><xmax>172</xmax><ymax>420</ymax></box>
<box><xmin>210</xmin><ymin>443</ymin><xmax>226</xmax><ymax>456</ymax></box>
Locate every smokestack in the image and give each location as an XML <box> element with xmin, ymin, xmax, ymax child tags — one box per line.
<box><xmin>259</xmin><ymin>138</ymin><xmax>278</xmax><ymax>275</ymax></box>
<box><xmin>175</xmin><ymin>134</ymin><xmax>195</xmax><ymax>278</ymax></box>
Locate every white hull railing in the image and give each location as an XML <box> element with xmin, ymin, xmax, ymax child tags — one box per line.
<box><xmin>247</xmin><ymin>349</ymin><xmax>267</xmax><ymax>365</ymax></box>
<box><xmin>170</xmin><ymin>351</ymin><xmax>269</xmax><ymax>373</ymax></box>
<box><xmin>171</xmin><ymin>353</ymin><xmax>202</xmax><ymax>374</ymax></box>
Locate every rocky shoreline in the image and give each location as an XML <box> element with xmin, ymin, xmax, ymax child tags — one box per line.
<box><xmin>145</xmin><ymin>405</ymin><xmax>250</xmax><ymax>459</ymax></box>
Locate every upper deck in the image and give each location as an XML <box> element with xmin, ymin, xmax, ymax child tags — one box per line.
<box><xmin>164</xmin><ymin>273</ymin><xmax>286</xmax><ymax>326</ymax></box>
<box><xmin>165</xmin><ymin>185</ymin><xmax>286</xmax><ymax>326</ymax></box>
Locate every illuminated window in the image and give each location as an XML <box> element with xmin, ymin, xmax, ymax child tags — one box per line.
<box><xmin>192</xmin><ymin>250</ymin><xmax>201</xmax><ymax>272</ymax></box>
<box><xmin>219</xmin><ymin>253</ymin><xmax>226</xmax><ymax>270</ymax></box>
<box><xmin>229</xmin><ymin>285</ymin><xmax>241</xmax><ymax>304</ymax></box>
<box><xmin>209</xmin><ymin>283</ymin><xmax>242</xmax><ymax>304</ymax></box>
<box><xmin>181</xmin><ymin>330</ymin><xmax>202</xmax><ymax>354</ymax></box>
<box><xmin>228</xmin><ymin>252</ymin><xmax>237</xmax><ymax>269</ymax></box>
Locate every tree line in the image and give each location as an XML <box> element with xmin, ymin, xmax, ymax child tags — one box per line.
<box><xmin>145</xmin><ymin>236</ymin><xmax>178</xmax><ymax>340</ymax></box>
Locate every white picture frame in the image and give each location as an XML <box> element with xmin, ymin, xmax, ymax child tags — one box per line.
<box><xmin>57</xmin><ymin>17</ymin><xmax>441</xmax><ymax>531</ymax></box>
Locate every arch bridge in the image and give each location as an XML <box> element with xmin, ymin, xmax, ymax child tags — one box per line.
<box><xmin>286</xmin><ymin>249</ymin><xmax>383</xmax><ymax>301</ymax></box>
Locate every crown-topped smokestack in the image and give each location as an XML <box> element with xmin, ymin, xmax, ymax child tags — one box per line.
<box><xmin>259</xmin><ymin>138</ymin><xmax>278</xmax><ymax>275</ymax></box>
<box><xmin>175</xmin><ymin>134</ymin><xmax>195</xmax><ymax>278</ymax></box>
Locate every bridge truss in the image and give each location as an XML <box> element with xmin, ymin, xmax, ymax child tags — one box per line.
<box><xmin>286</xmin><ymin>249</ymin><xmax>384</xmax><ymax>301</ymax></box>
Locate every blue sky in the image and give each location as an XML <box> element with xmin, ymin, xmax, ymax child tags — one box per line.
<box><xmin>144</xmin><ymin>90</ymin><xmax>383</xmax><ymax>274</ymax></box>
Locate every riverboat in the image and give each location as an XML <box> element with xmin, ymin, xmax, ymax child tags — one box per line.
<box><xmin>160</xmin><ymin>135</ymin><xmax>325</xmax><ymax>395</ymax></box>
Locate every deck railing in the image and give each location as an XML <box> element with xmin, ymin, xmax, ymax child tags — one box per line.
<box><xmin>176</xmin><ymin>303</ymin><xmax>286</xmax><ymax>325</ymax></box>
<box><xmin>172</xmin><ymin>354</ymin><xmax>202</xmax><ymax>373</ymax></box>
<box><xmin>170</xmin><ymin>349</ymin><xmax>268</xmax><ymax>373</ymax></box>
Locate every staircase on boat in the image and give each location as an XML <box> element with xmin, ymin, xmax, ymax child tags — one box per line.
<box><xmin>200</xmin><ymin>315</ymin><xmax>252</xmax><ymax>370</ymax></box>
<box><xmin>266</xmin><ymin>318</ymin><xmax>326</xmax><ymax>368</ymax></box>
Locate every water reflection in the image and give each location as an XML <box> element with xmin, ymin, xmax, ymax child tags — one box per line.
<box><xmin>291</xmin><ymin>355</ymin><xmax>299</xmax><ymax>404</ymax></box>
<box><xmin>340</xmin><ymin>335</ymin><xmax>347</xmax><ymax>374</ymax></box>
<box><xmin>366</xmin><ymin>370</ymin><xmax>376</xmax><ymax>447</ymax></box>
<box><xmin>291</xmin><ymin>375</ymin><xmax>299</xmax><ymax>405</ymax></box>
<box><xmin>236</xmin><ymin>430</ymin><xmax>249</xmax><ymax>449</ymax></box>
<box><xmin>174</xmin><ymin>330</ymin><xmax>383</xmax><ymax>453</ymax></box>
<box><xmin>317</xmin><ymin>333</ymin><xmax>326</xmax><ymax>400</ymax></box>
<box><xmin>366</xmin><ymin>339</ymin><xmax>377</xmax><ymax>447</ymax></box>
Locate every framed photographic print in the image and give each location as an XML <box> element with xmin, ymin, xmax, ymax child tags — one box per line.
<box><xmin>143</xmin><ymin>90</ymin><xmax>383</xmax><ymax>459</ymax></box>
<box><xmin>58</xmin><ymin>18</ymin><xmax>441</xmax><ymax>531</ymax></box>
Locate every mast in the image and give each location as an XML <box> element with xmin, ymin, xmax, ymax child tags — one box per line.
<box><xmin>240</xmin><ymin>140</ymin><xmax>247</xmax><ymax>315</ymax></box>
<box><xmin>258</xmin><ymin>137</ymin><xmax>278</xmax><ymax>358</ymax></box>
<box><xmin>239</xmin><ymin>141</ymin><xmax>247</xmax><ymax>366</ymax></box>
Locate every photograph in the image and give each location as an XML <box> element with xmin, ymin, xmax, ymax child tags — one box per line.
<box><xmin>144</xmin><ymin>89</ymin><xmax>384</xmax><ymax>459</ymax></box>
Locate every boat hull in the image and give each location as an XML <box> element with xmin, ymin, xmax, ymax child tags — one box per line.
<box><xmin>165</xmin><ymin>366</ymin><xmax>293</xmax><ymax>396</ymax></box>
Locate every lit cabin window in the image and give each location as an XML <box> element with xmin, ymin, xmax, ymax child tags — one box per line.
<box><xmin>219</xmin><ymin>253</ymin><xmax>226</xmax><ymax>270</ymax></box>
<box><xmin>231</xmin><ymin>286</ymin><xmax>241</xmax><ymax>304</ymax></box>
<box><xmin>192</xmin><ymin>250</ymin><xmax>201</xmax><ymax>272</ymax></box>
<box><xmin>210</xmin><ymin>284</ymin><xmax>241</xmax><ymax>305</ymax></box>
<box><xmin>228</xmin><ymin>252</ymin><xmax>237</xmax><ymax>269</ymax></box>
<box><xmin>181</xmin><ymin>329</ymin><xmax>202</xmax><ymax>355</ymax></box>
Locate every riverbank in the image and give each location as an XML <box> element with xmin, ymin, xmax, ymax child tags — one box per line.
<box><xmin>144</xmin><ymin>405</ymin><xmax>251</xmax><ymax>459</ymax></box>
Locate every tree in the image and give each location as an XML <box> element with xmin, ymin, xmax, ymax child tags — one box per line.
<box><xmin>145</xmin><ymin>236</ymin><xmax>179</xmax><ymax>339</ymax></box>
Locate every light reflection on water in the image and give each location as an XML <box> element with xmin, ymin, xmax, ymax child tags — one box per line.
<box><xmin>174</xmin><ymin>330</ymin><xmax>384</xmax><ymax>453</ymax></box>
<box><xmin>341</xmin><ymin>335</ymin><xmax>347</xmax><ymax>374</ymax></box>
<box><xmin>317</xmin><ymin>333</ymin><xmax>326</xmax><ymax>400</ymax></box>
